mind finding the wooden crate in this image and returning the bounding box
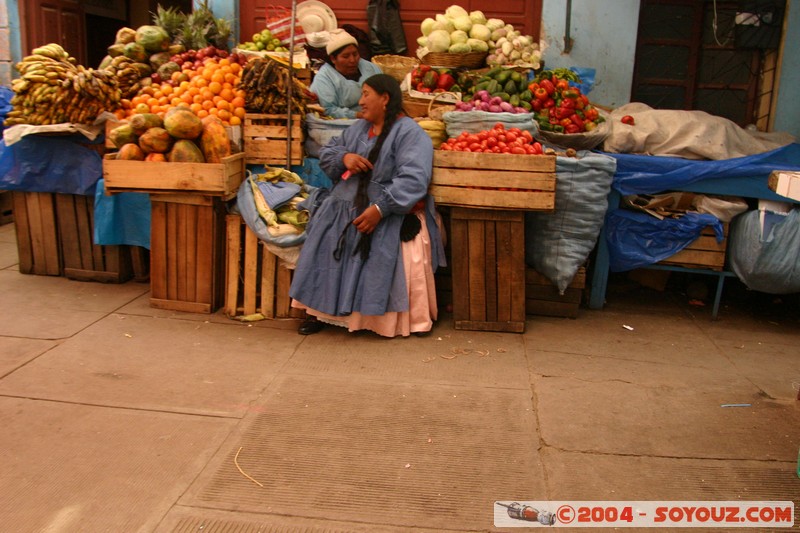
[450,207,526,333]
[102,153,246,199]
[149,194,227,313]
[431,151,556,210]
[526,267,585,318]
[223,214,305,319]
[0,191,13,225]
[54,193,132,283]
[244,113,303,166]
[659,224,729,271]
[11,191,61,276]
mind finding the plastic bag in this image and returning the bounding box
[236,173,308,249]
[569,66,596,96]
[442,110,538,139]
[305,113,356,147]
[728,208,800,294]
[265,5,306,47]
[605,209,724,272]
[93,179,151,248]
[367,0,407,55]
[525,151,616,292]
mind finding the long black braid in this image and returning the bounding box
[351,74,406,261]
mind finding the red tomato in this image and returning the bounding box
[466,134,480,144]
[521,130,533,142]
[493,122,505,131]
[477,131,488,141]
[468,142,482,151]
[621,115,635,125]
[506,131,518,143]
[486,136,497,148]
[511,146,526,155]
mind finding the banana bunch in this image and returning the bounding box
[415,119,447,148]
[4,43,122,127]
[103,55,146,100]
[240,58,310,115]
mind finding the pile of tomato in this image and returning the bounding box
[527,76,604,134]
[438,123,544,155]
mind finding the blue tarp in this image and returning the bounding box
[606,143,800,196]
[93,179,151,249]
[0,134,104,195]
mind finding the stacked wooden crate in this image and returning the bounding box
[224,214,304,320]
[431,151,557,333]
[658,224,729,271]
[243,114,303,167]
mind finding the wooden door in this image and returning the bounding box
[239,0,542,56]
[23,0,86,64]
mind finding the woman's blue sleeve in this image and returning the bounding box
[310,67,357,119]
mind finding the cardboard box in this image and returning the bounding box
[431,151,556,210]
[102,153,246,199]
[768,170,800,202]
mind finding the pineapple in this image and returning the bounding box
[151,4,186,43]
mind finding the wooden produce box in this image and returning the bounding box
[149,194,227,313]
[53,193,132,283]
[11,191,61,276]
[450,207,526,333]
[526,267,585,318]
[102,153,246,200]
[431,151,556,210]
[0,190,14,225]
[659,224,729,271]
[243,113,303,166]
[223,214,305,320]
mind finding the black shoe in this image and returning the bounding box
[412,330,431,337]
[298,318,324,335]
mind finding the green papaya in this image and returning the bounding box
[494,70,511,84]
[519,89,533,102]
[486,79,499,94]
[510,94,520,107]
[504,79,518,95]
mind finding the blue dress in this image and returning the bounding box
[309,60,383,119]
[289,116,446,317]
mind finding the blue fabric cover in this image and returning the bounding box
[93,179,151,248]
[607,143,800,196]
[0,134,103,195]
[605,209,724,272]
[289,116,445,316]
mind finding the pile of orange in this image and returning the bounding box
[116,58,247,127]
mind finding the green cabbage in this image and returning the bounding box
[450,30,468,44]
[469,24,491,42]
[448,42,471,53]
[445,5,469,19]
[420,17,436,36]
[469,10,487,24]
[452,15,473,32]
[427,29,451,53]
[467,38,489,52]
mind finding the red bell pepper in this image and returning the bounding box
[540,79,555,95]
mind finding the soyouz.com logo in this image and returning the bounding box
[494,501,795,528]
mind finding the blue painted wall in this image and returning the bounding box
[540,0,640,108]
[774,0,799,138]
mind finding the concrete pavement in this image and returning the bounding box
[1,220,799,532]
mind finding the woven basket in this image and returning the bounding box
[372,54,420,83]
[403,92,457,119]
[421,51,488,69]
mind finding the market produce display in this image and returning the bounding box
[529,69,605,134]
[240,58,311,115]
[452,66,533,113]
[4,44,120,126]
[107,106,231,163]
[415,118,447,148]
[408,64,459,93]
[415,5,542,68]
[249,167,309,236]
[235,28,290,53]
[439,123,544,155]
[417,6,491,54]
[151,1,231,51]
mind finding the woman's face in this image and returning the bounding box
[358,84,390,124]
[331,44,360,76]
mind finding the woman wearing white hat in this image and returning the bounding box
[309,29,383,119]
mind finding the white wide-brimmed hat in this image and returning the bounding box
[296,0,337,34]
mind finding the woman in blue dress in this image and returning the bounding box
[290,74,446,337]
[309,29,383,119]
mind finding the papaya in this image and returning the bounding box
[157,61,180,81]
[107,43,126,58]
[123,42,148,63]
[148,52,172,70]
[163,107,203,140]
[117,143,145,161]
[115,27,137,45]
[145,152,167,162]
[138,127,173,154]
[108,123,138,149]
[135,25,170,53]
[198,116,231,163]
[129,113,163,135]
[167,139,205,163]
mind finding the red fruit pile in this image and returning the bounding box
[439,123,544,155]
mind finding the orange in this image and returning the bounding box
[190,102,203,113]
[216,99,230,111]
[218,58,231,67]
[208,81,222,95]
[217,109,231,122]
[231,96,245,109]
[194,77,208,88]
[202,99,215,111]
[224,72,237,84]
[233,106,246,120]
[229,115,241,126]
[134,103,150,114]
[201,88,215,101]
[196,109,209,118]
